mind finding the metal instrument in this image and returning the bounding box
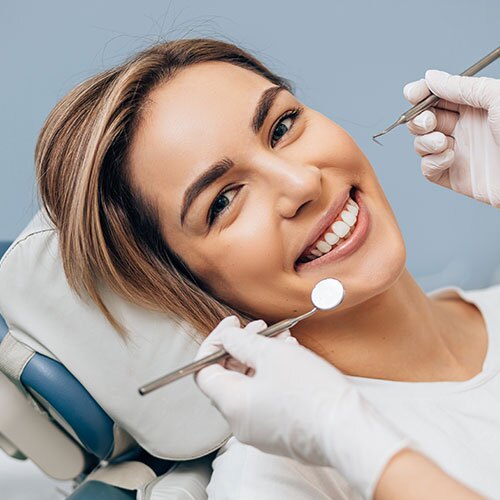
[138,277,345,395]
[372,46,500,143]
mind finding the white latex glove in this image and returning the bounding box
[194,316,412,500]
[404,70,500,207]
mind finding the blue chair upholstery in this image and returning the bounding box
[20,351,116,459]
[68,481,136,499]
[0,239,177,498]
[0,240,11,259]
[0,309,7,340]
[0,240,116,460]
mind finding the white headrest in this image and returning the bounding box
[0,209,231,460]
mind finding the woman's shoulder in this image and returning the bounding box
[429,282,500,318]
[461,282,500,302]
[428,282,500,301]
[457,283,500,330]
[206,436,361,500]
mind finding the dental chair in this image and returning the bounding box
[0,307,167,499]
[0,211,231,499]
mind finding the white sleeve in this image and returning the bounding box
[206,437,362,500]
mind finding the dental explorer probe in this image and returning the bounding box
[372,46,500,143]
[138,278,345,395]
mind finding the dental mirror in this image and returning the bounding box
[311,277,345,310]
[138,277,345,395]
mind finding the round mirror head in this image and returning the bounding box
[311,278,344,310]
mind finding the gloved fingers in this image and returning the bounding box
[195,364,248,411]
[194,315,241,361]
[407,110,436,135]
[194,363,225,388]
[215,315,241,331]
[414,131,454,156]
[403,74,460,113]
[425,70,500,110]
[272,328,293,341]
[434,99,459,113]
[244,319,268,334]
[420,149,454,187]
[218,327,271,369]
[274,330,291,340]
[489,98,500,146]
[244,320,292,341]
[236,321,291,372]
[407,108,459,137]
[432,108,459,136]
[194,317,254,383]
[224,355,252,374]
[224,320,267,372]
[239,330,298,375]
[403,78,430,105]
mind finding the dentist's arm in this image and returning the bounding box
[194,317,483,499]
[404,71,500,208]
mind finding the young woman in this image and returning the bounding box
[35,38,500,499]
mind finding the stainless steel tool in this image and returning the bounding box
[372,46,500,143]
[138,277,345,395]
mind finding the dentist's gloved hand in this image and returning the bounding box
[404,70,500,207]
[194,316,412,500]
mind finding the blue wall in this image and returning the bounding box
[1,0,499,291]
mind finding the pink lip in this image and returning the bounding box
[294,188,370,271]
[296,186,352,261]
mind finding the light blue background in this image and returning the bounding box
[1,0,499,291]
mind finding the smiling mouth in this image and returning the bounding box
[295,187,359,265]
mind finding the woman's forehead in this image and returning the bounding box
[155,64,276,143]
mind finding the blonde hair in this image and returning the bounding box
[35,38,294,340]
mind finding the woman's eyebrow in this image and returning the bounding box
[180,85,288,228]
[251,85,287,133]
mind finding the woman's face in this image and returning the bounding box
[128,61,406,323]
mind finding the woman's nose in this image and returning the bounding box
[267,160,322,218]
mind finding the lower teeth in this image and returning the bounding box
[304,228,353,262]
[298,191,358,265]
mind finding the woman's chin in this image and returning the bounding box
[340,235,406,312]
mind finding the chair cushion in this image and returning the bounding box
[0,241,11,259]
[68,481,136,500]
[20,349,115,459]
[0,209,230,460]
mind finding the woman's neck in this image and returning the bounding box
[291,269,478,381]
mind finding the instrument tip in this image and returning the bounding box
[372,119,401,145]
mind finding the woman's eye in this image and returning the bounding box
[208,187,239,226]
[206,107,303,228]
[270,106,303,148]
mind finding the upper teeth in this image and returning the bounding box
[308,197,359,259]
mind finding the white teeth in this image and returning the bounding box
[316,240,332,253]
[301,194,360,263]
[341,210,356,227]
[324,232,339,245]
[346,203,358,216]
[332,220,350,238]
